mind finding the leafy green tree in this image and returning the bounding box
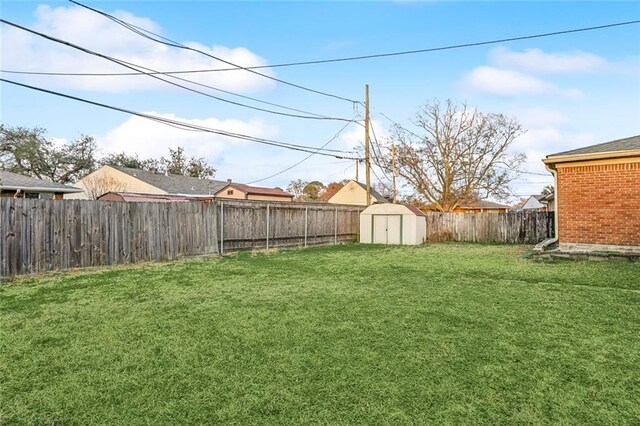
[303,181,326,200]
[161,147,215,178]
[0,124,97,183]
[100,152,158,170]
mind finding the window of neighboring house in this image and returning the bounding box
[24,192,40,199]
[227,190,234,195]
[39,193,54,200]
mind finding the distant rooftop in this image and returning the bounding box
[459,200,511,210]
[353,180,388,202]
[110,166,228,196]
[222,183,293,198]
[547,135,640,158]
[98,192,210,203]
[0,170,81,193]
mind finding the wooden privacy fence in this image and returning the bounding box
[425,211,554,244]
[0,198,362,279]
[218,200,361,253]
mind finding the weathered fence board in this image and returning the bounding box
[0,198,363,279]
[424,211,554,244]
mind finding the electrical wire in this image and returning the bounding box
[69,0,361,104]
[1,77,362,160]
[247,120,356,184]
[0,19,355,123]
[6,17,638,74]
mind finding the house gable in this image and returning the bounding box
[327,180,384,206]
[68,166,166,199]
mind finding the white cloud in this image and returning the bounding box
[489,47,612,74]
[338,119,388,152]
[1,4,275,93]
[515,107,568,128]
[99,112,278,162]
[463,66,583,97]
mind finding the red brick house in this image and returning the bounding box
[543,135,640,253]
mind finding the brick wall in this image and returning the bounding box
[557,160,640,246]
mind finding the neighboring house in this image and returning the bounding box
[543,134,640,253]
[68,165,228,199]
[0,170,81,199]
[520,193,554,211]
[539,192,555,211]
[327,180,388,206]
[98,192,213,203]
[451,200,511,214]
[215,181,294,202]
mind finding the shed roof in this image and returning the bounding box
[361,202,426,216]
[0,170,81,193]
[110,166,228,196]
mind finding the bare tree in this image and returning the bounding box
[83,175,127,199]
[379,100,526,211]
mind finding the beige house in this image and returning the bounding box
[359,203,427,245]
[68,165,228,199]
[328,180,388,206]
[215,182,293,202]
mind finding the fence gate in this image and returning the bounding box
[372,215,402,244]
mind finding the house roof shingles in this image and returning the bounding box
[98,192,210,203]
[459,200,511,210]
[353,181,388,202]
[0,170,81,193]
[547,135,640,158]
[223,183,293,198]
[111,166,228,196]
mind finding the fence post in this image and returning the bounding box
[220,202,224,255]
[266,205,270,250]
[334,207,338,245]
[304,206,308,248]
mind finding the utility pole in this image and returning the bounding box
[391,144,397,203]
[355,159,359,181]
[365,84,371,206]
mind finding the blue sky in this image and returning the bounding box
[1,1,639,198]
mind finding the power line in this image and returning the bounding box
[0,19,354,123]
[1,77,362,160]
[6,18,638,76]
[69,0,360,104]
[247,120,356,184]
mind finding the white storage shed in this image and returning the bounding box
[359,203,427,245]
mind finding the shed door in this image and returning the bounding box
[372,215,402,244]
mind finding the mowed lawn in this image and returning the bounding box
[1,244,639,424]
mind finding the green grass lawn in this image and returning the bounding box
[1,244,639,424]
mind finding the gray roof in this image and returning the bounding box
[111,166,228,196]
[460,200,511,210]
[0,170,81,193]
[548,135,640,157]
[353,180,389,202]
